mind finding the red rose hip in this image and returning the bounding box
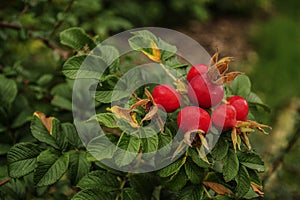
[186,64,208,82]
[188,74,224,108]
[177,106,211,134]
[152,84,180,113]
[227,96,249,121]
[212,104,237,130]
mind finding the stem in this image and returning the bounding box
[0,178,10,186]
[49,0,75,38]
[263,123,300,183]
[159,63,177,81]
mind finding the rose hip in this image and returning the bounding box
[152,84,181,113]
[177,106,211,134]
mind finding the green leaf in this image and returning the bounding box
[7,142,41,178]
[214,195,232,200]
[60,27,96,51]
[188,148,209,168]
[164,56,188,69]
[0,144,11,155]
[114,132,141,167]
[140,128,159,153]
[0,179,25,200]
[77,170,120,192]
[96,45,119,72]
[96,113,118,128]
[184,159,204,184]
[87,134,116,161]
[62,123,83,148]
[246,92,263,104]
[34,150,69,187]
[157,39,177,61]
[71,188,113,200]
[237,152,265,172]
[36,74,53,86]
[62,54,107,79]
[164,168,187,192]
[157,156,186,177]
[229,75,251,98]
[51,95,72,111]
[235,166,251,198]
[69,151,91,185]
[176,185,204,200]
[30,114,59,149]
[223,149,239,182]
[121,188,142,200]
[158,131,172,156]
[51,118,68,151]
[0,75,18,107]
[211,137,229,161]
[129,173,158,199]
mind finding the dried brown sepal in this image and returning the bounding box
[250,182,264,196]
[231,127,237,152]
[241,132,252,150]
[213,71,245,85]
[140,105,159,124]
[196,145,209,164]
[130,99,150,110]
[198,133,209,150]
[236,120,271,135]
[172,140,188,160]
[203,181,234,195]
[207,50,242,85]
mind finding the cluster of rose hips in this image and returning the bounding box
[152,63,270,151]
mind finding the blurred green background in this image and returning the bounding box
[1,0,300,199]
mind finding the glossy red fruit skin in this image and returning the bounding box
[212,104,237,131]
[186,64,208,82]
[188,74,224,108]
[177,106,211,134]
[152,84,181,113]
[227,96,249,121]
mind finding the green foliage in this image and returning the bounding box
[0,1,273,197]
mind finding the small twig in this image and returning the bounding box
[19,3,30,17]
[0,21,22,30]
[0,21,69,59]
[263,124,300,183]
[49,0,75,38]
[0,178,10,187]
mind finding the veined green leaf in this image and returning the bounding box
[235,166,251,198]
[8,142,41,178]
[77,170,120,192]
[114,132,141,167]
[223,149,239,182]
[69,151,91,185]
[157,156,186,178]
[60,27,95,51]
[176,185,204,200]
[34,150,69,187]
[121,188,142,200]
[0,75,17,107]
[71,188,113,200]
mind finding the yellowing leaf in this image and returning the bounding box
[33,112,54,135]
[107,106,139,128]
[203,181,233,195]
[141,41,161,62]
